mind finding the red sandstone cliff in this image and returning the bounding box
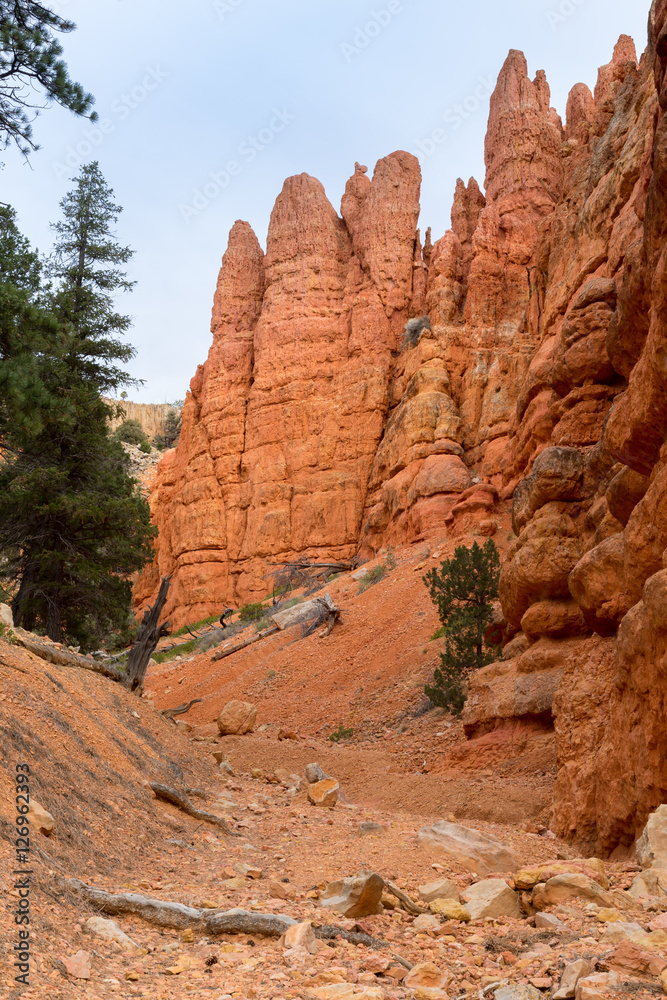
[137,4,667,854]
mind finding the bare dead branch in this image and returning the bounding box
[149,782,241,837]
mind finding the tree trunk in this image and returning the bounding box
[124,576,171,693]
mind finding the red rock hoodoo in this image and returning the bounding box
[137,3,667,853]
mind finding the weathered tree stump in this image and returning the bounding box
[125,576,171,693]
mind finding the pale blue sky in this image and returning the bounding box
[1,0,650,402]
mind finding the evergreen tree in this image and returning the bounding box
[423,539,501,716]
[0,170,155,649]
[0,1,96,154]
[0,204,65,439]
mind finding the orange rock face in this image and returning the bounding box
[138,3,667,856]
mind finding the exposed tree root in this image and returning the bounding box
[56,878,397,951]
[149,782,241,837]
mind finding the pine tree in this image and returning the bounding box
[423,539,501,716]
[0,204,65,439]
[0,170,155,649]
[0,1,96,154]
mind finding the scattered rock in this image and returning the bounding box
[428,898,471,921]
[599,920,646,945]
[216,700,257,736]
[307,778,339,808]
[320,871,385,918]
[84,916,136,950]
[494,984,543,1000]
[412,913,441,933]
[62,950,92,980]
[605,939,667,976]
[418,877,460,903]
[418,819,519,874]
[269,880,297,901]
[649,912,667,931]
[461,878,521,919]
[553,959,592,999]
[574,972,621,1000]
[305,762,330,783]
[534,912,565,929]
[636,804,667,869]
[282,921,317,955]
[311,986,383,1000]
[403,961,449,990]
[28,799,55,836]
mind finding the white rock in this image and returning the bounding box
[418,819,519,874]
[627,866,667,898]
[637,805,667,869]
[462,878,521,919]
[84,917,136,951]
[0,603,13,628]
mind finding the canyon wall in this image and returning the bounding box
[106,399,177,442]
[136,3,667,851]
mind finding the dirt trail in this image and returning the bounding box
[0,631,661,1000]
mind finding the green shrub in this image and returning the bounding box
[0,622,17,645]
[357,547,396,595]
[238,601,268,623]
[329,724,354,743]
[116,418,147,446]
[423,539,501,717]
[153,639,198,664]
[139,440,151,454]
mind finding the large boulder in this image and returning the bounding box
[636,804,667,869]
[461,878,521,919]
[216,700,257,736]
[417,819,519,874]
[531,873,616,910]
[319,872,385,918]
[0,603,13,628]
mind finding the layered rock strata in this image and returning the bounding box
[137,6,667,855]
[138,47,569,623]
[477,11,667,853]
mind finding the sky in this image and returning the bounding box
[1,0,651,403]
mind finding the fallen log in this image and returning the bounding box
[13,630,125,682]
[56,877,392,948]
[211,624,279,662]
[56,877,294,935]
[149,782,241,837]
